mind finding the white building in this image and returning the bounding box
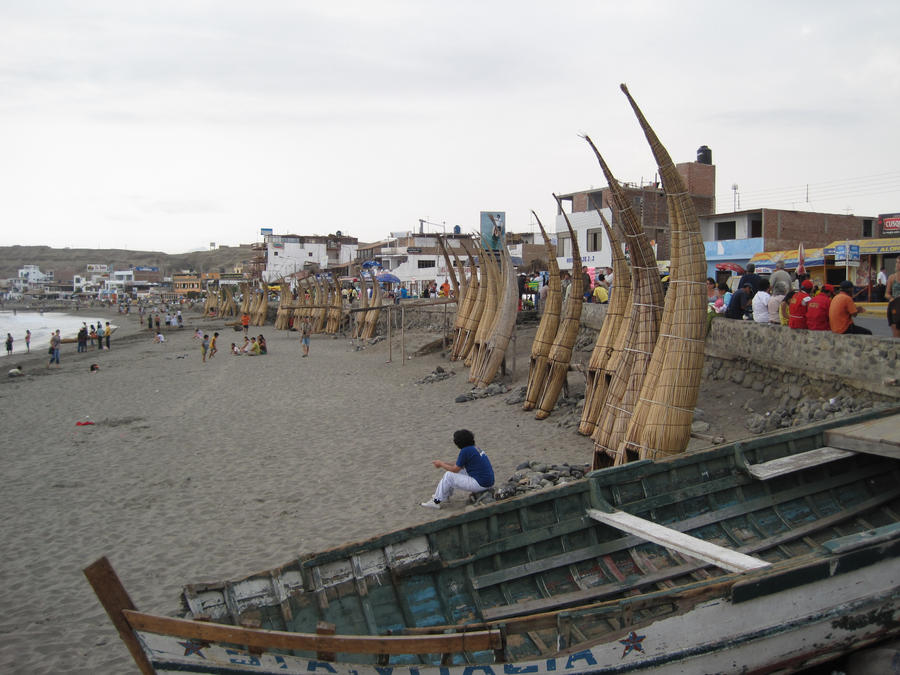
[261,233,358,282]
[553,207,615,272]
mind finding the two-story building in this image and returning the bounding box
[260,232,359,282]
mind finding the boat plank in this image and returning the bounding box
[826,414,900,459]
[746,446,855,480]
[586,509,770,573]
[124,610,502,654]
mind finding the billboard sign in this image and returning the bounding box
[260,227,274,236]
[480,211,505,250]
[833,244,860,262]
[882,214,900,235]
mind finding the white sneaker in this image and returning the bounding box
[420,500,441,509]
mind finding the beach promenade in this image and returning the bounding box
[0,311,594,674]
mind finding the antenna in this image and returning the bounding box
[731,184,739,211]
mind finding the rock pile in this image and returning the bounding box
[455,382,510,403]
[416,366,455,384]
[469,460,591,506]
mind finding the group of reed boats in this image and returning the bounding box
[87,407,900,674]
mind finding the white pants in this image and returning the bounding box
[433,469,489,503]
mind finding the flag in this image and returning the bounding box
[797,243,806,276]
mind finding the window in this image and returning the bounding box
[715,221,736,240]
[417,259,436,269]
[586,228,604,252]
[749,218,762,238]
[863,219,873,237]
[556,234,571,258]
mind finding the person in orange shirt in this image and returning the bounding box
[241,312,250,336]
[829,281,871,335]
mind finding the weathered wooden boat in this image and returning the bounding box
[87,408,900,674]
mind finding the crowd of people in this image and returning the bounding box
[714,261,894,336]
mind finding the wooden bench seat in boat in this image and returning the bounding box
[744,446,855,480]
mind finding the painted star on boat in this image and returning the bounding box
[178,639,207,658]
[619,631,646,658]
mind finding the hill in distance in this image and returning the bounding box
[0,244,255,280]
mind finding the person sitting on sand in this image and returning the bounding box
[154,332,165,343]
[239,336,251,353]
[8,364,24,378]
[248,336,261,356]
[193,328,203,340]
[257,335,267,355]
[421,429,495,509]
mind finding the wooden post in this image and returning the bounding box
[83,557,156,675]
[386,306,392,363]
[316,620,336,661]
[401,306,405,366]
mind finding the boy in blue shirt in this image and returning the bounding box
[421,429,494,509]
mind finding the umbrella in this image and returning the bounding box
[376,273,401,284]
[796,243,806,276]
[361,260,381,269]
[715,262,745,274]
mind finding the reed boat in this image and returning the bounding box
[87,408,900,674]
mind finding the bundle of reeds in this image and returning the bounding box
[437,235,461,302]
[618,84,706,463]
[361,274,382,340]
[578,211,632,435]
[353,265,369,338]
[584,136,664,470]
[220,285,238,317]
[450,239,469,303]
[523,212,562,411]
[239,283,252,315]
[274,281,291,330]
[449,238,482,361]
[466,240,499,374]
[202,291,215,317]
[326,275,342,334]
[297,278,313,324]
[311,276,328,333]
[253,283,268,326]
[534,198,583,419]
[471,244,518,387]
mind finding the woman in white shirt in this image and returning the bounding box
[752,278,772,323]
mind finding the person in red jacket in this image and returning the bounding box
[788,279,814,329]
[806,284,834,331]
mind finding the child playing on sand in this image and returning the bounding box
[154,332,165,343]
[201,334,210,362]
[230,342,241,355]
[209,332,218,358]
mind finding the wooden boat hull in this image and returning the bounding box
[113,554,900,674]
[88,408,900,674]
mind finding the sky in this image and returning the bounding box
[1,0,898,254]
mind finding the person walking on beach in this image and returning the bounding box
[47,330,61,368]
[209,332,219,358]
[5,333,12,356]
[300,319,311,357]
[421,429,495,509]
[201,334,210,362]
[104,322,111,350]
[25,330,30,353]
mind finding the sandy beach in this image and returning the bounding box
[4,307,887,673]
[0,310,616,674]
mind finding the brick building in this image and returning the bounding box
[557,146,716,261]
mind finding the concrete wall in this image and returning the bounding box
[579,303,899,398]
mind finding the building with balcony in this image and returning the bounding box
[260,232,359,282]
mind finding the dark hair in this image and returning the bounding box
[716,282,729,292]
[706,277,716,285]
[453,429,475,449]
[758,278,770,292]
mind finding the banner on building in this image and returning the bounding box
[881,214,900,235]
[480,211,505,250]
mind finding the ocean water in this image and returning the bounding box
[0,312,115,356]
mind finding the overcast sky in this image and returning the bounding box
[1,1,898,253]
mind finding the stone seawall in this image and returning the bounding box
[580,303,899,398]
